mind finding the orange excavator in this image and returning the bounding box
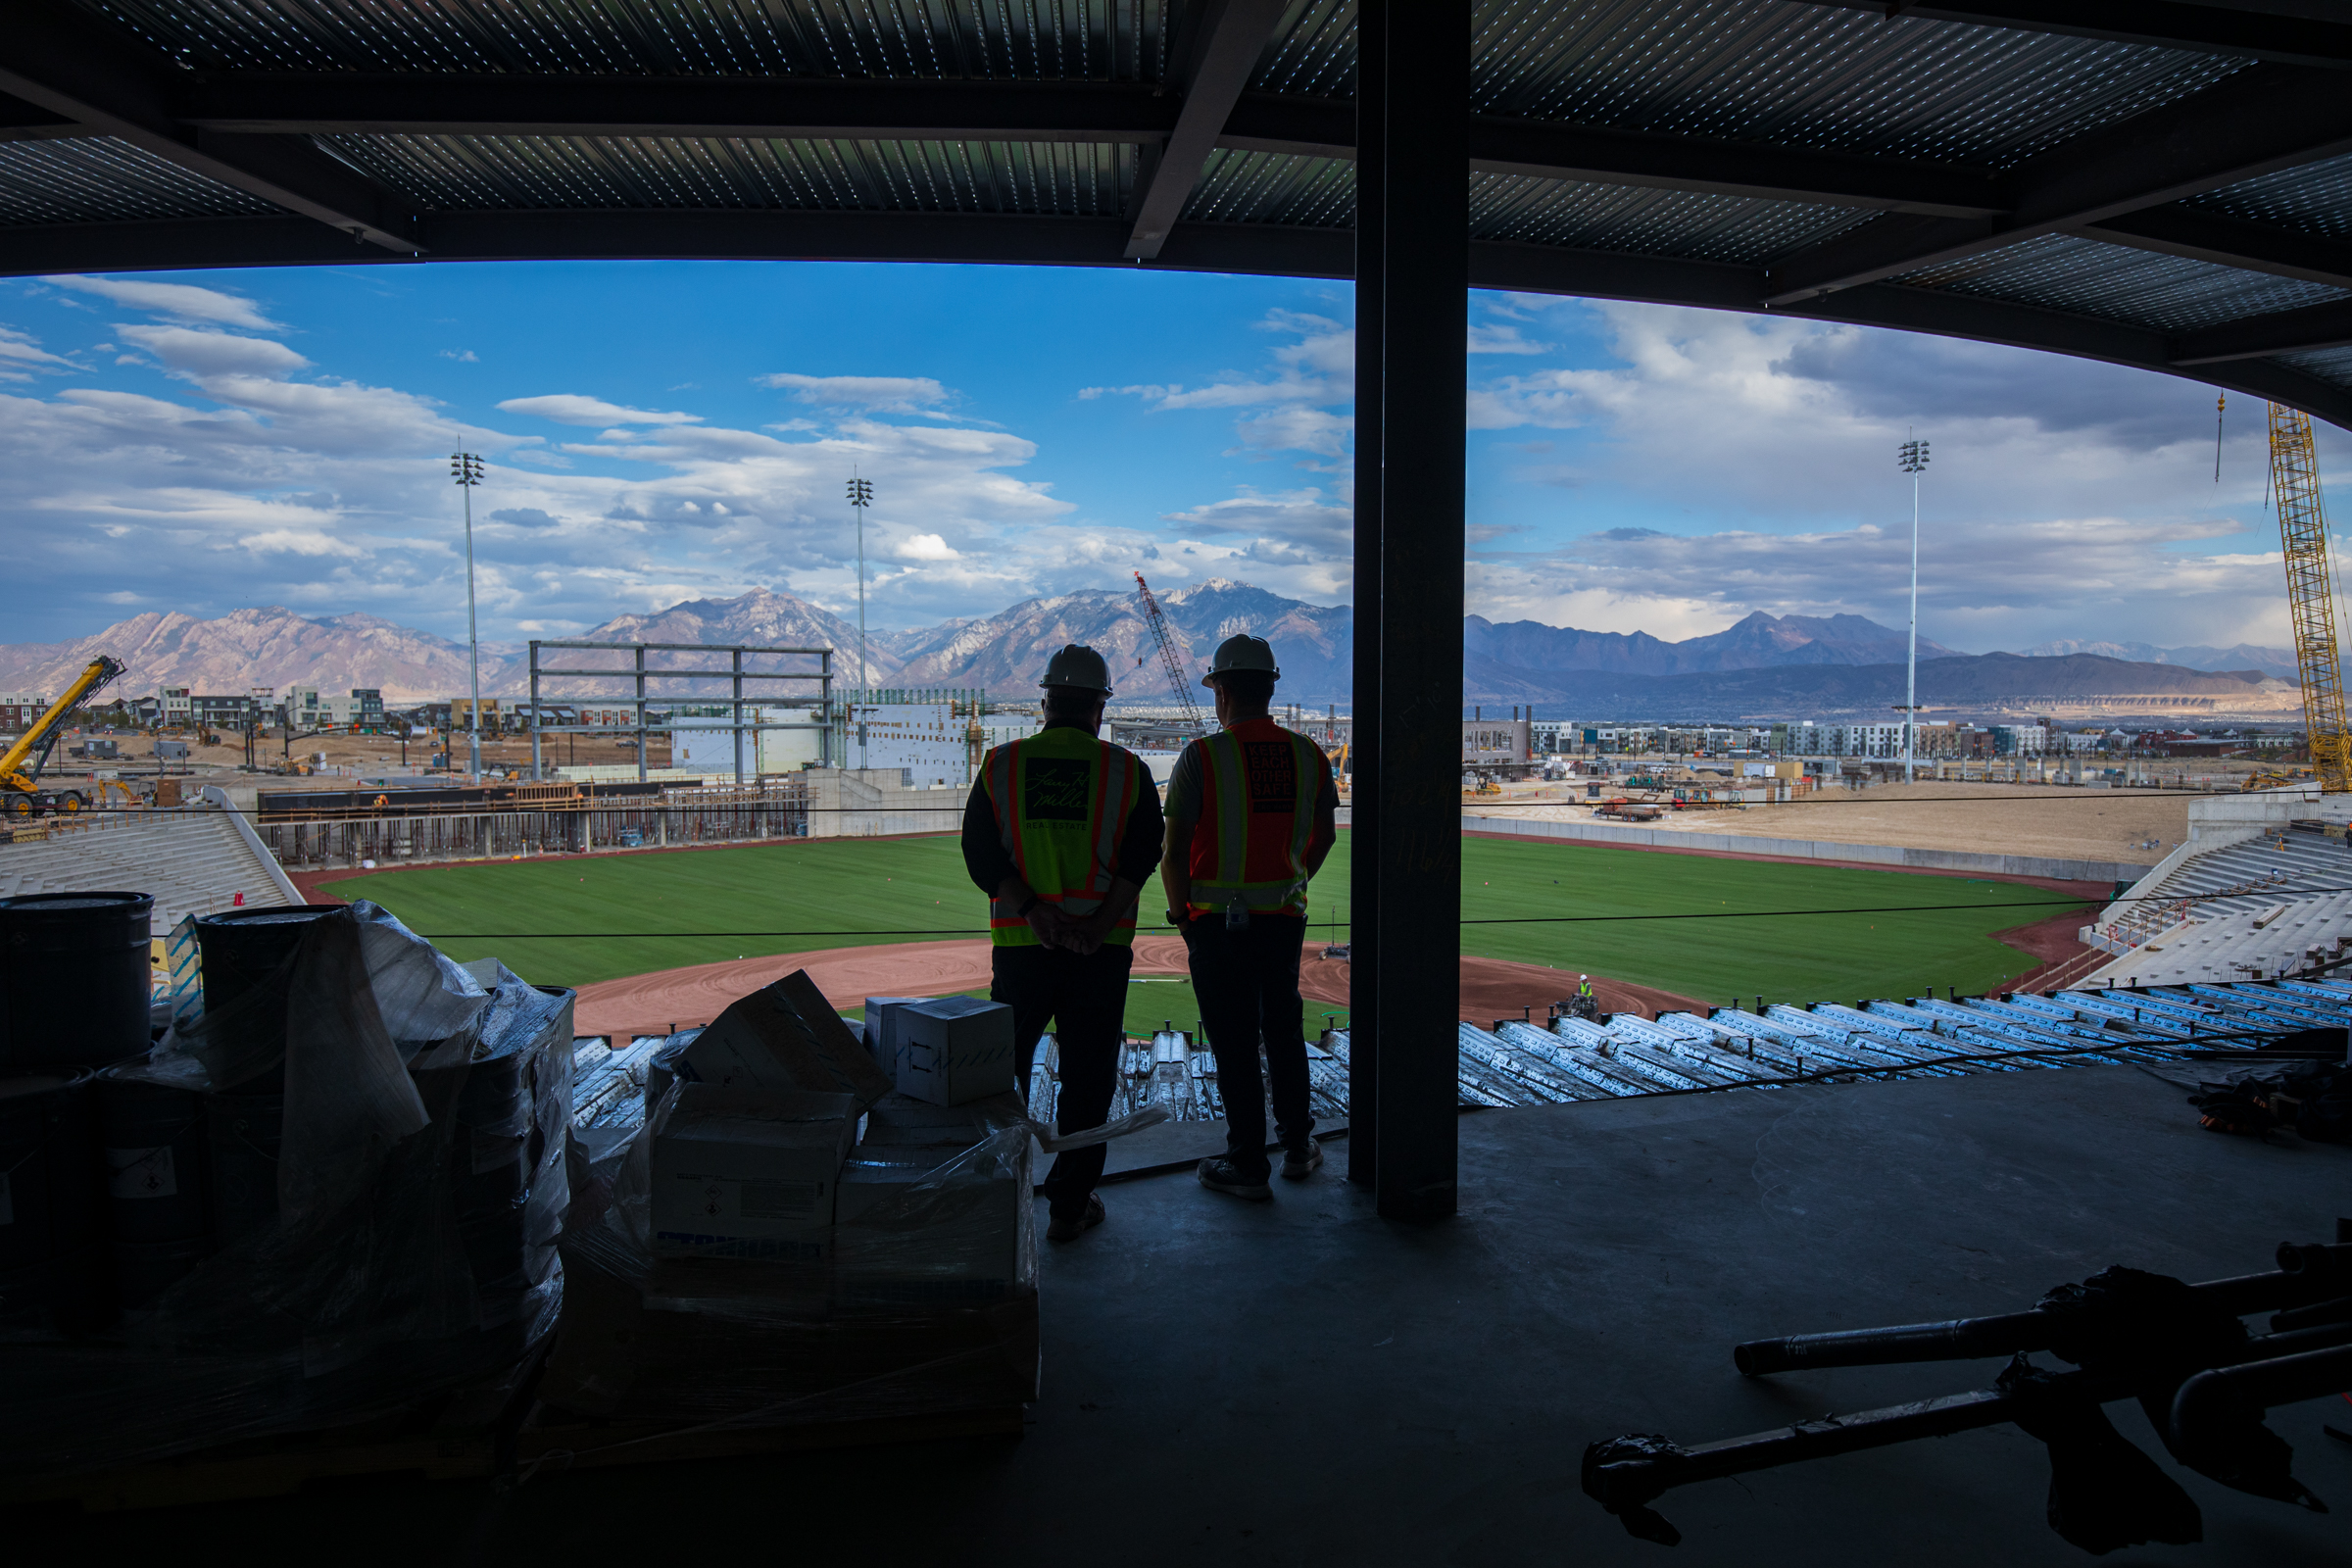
[3,656,126,817]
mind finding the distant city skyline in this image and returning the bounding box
[1,261,2336,657]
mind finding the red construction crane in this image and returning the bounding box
[1133,571,1206,733]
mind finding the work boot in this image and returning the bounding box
[1197,1157,1272,1201]
[1046,1192,1105,1244]
[1281,1138,1323,1180]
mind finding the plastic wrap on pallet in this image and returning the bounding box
[539,1084,1039,1427]
[0,903,568,1479]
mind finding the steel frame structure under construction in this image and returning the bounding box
[2266,405,2350,793]
[526,640,833,787]
[15,0,2352,1214]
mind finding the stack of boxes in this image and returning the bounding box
[640,977,1025,1298]
[544,973,1040,1426]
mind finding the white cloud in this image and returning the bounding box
[1468,322,1549,355]
[117,324,310,380]
[497,394,702,426]
[0,325,72,375]
[441,349,479,363]
[44,275,283,330]
[238,527,369,559]
[757,373,954,416]
[893,532,960,561]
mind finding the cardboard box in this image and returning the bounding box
[833,1138,1027,1307]
[861,996,930,1073]
[650,1085,858,1260]
[860,1092,999,1149]
[896,997,1016,1106]
[674,972,894,1108]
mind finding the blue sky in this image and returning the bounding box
[1,259,2335,654]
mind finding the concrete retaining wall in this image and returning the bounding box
[1457,811,2154,885]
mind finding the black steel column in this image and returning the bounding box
[1346,0,1385,1190]
[1366,0,1465,1222]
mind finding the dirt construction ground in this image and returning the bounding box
[572,937,1703,1039]
[1470,780,2194,863]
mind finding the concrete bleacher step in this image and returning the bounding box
[0,809,298,935]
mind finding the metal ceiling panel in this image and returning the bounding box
[72,0,1181,80]
[1182,147,1349,228]
[2186,152,2352,241]
[1470,171,1868,263]
[2278,344,2352,392]
[1895,232,2352,335]
[1470,0,2243,169]
[0,134,280,223]
[325,132,1134,214]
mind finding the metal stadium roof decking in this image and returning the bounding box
[5,0,2352,421]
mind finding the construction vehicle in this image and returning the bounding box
[1133,571,1207,735]
[2,656,127,817]
[2268,403,2348,793]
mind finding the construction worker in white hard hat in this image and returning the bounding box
[1160,633,1339,1201]
[961,644,1163,1244]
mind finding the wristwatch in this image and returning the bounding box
[1166,906,1189,927]
[1016,894,1041,916]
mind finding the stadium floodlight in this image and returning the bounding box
[1895,437,1930,784]
[848,472,874,771]
[451,453,486,777]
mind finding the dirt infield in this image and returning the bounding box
[572,937,1707,1037]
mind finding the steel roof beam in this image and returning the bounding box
[0,0,420,252]
[1760,64,2352,306]
[1122,0,1295,260]
[2082,205,2352,290]
[2172,297,2352,364]
[1797,3,2352,69]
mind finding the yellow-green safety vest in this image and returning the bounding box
[983,726,1147,947]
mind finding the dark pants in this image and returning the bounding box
[992,942,1133,1220]
[1183,914,1312,1181]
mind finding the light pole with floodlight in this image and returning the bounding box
[1896,436,1930,784]
[848,472,873,772]
[451,452,485,776]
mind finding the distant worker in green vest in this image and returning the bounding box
[961,644,1163,1244]
[1161,634,1339,1201]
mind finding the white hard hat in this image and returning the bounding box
[1202,633,1279,686]
[1039,644,1113,694]
[1580,974,1589,980]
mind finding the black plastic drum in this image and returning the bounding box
[193,906,334,1091]
[204,1090,283,1245]
[0,1068,114,1332]
[97,1068,211,1245]
[0,893,154,1071]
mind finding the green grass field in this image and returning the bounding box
[319,833,2088,1032]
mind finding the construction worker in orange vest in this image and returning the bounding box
[1161,634,1339,1200]
[961,644,1164,1243]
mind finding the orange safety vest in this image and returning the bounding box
[982,726,1148,948]
[1183,718,1329,918]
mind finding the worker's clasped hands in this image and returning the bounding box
[1025,901,1117,956]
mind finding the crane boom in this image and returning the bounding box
[2268,403,2349,793]
[1133,572,1205,733]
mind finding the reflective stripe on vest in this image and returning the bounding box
[984,729,1143,947]
[1185,722,1323,917]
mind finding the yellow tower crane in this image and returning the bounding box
[2268,402,2350,793]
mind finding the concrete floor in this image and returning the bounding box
[24,1065,2352,1566]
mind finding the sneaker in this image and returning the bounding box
[1197,1157,1272,1201]
[1281,1138,1324,1180]
[1046,1192,1105,1244]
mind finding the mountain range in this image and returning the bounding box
[2015,638,2299,680]
[0,585,2295,718]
